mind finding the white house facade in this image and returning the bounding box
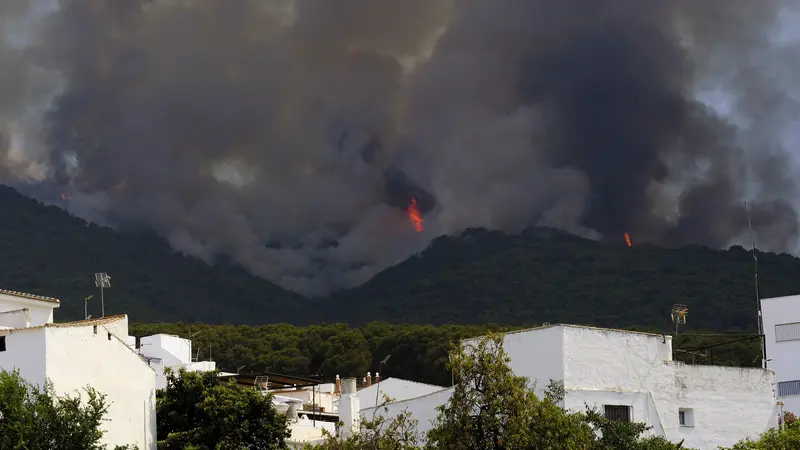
[366,324,779,450]
[133,333,216,389]
[0,289,157,449]
[761,294,800,416]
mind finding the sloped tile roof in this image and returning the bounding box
[0,289,60,304]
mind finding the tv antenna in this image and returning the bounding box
[94,273,111,318]
[745,201,766,369]
[671,304,689,336]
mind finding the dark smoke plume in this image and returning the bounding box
[1,0,799,295]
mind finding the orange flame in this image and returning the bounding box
[407,198,424,232]
[60,192,70,200]
[624,232,632,247]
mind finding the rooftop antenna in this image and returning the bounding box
[94,273,111,318]
[374,354,392,419]
[745,201,766,369]
[84,295,93,320]
[671,304,688,336]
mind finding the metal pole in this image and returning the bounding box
[85,297,88,320]
[101,286,105,318]
[313,381,317,428]
[746,201,766,369]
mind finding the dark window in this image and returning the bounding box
[604,405,631,422]
[679,408,694,427]
[0,336,6,352]
[93,325,97,334]
[108,332,112,341]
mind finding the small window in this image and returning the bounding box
[0,336,6,352]
[776,322,800,342]
[679,408,694,427]
[93,325,97,334]
[604,405,631,422]
[107,332,112,341]
[778,380,800,397]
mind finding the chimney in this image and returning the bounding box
[339,377,360,439]
[375,372,380,384]
[366,372,372,387]
[286,399,301,423]
[335,375,341,395]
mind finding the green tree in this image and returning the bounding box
[426,333,537,449]
[425,334,692,450]
[308,400,422,450]
[722,419,800,450]
[0,369,118,450]
[156,368,290,449]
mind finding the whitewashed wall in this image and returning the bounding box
[360,387,454,439]
[559,326,777,450]
[0,294,55,326]
[0,308,30,329]
[761,295,800,415]
[46,326,157,450]
[373,325,778,450]
[0,327,47,387]
[357,378,445,409]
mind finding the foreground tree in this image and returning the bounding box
[156,368,290,449]
[0,369,121,450]
[426,334,689,449]
[722,416,800,450]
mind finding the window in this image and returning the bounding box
[778,380,800,397]
[93,325,97,334]
[107,332,112,341]
[0,336,5,352]
[776,322,800,342]
[679,408,694,427]
[604,405,631,422]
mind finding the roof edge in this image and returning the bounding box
[0,289,61,305]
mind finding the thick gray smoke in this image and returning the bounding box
[1,0,799,295]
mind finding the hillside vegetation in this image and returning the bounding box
[3,184,800,331]
[0,185,303,323]
[333,227,800,331]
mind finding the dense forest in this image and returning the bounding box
[3,184,800,332]
[128,322,763,386]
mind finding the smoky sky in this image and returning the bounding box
[1,0,799,296]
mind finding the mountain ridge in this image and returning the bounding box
[3,184,800,331]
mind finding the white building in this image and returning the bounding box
[0,289,156,449]
[365,324,779,450]
[761,294,800,416]
[132,333,216,389]
[354,377,445,410]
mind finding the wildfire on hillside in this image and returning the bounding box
[407,198,423,232]
[624,232,632,247]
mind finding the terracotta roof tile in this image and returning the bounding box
[49,314,127,328]
[0,289,60,304]
[0,314,127,333]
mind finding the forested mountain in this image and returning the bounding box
[333,227,800,331]
[0,185,303,323]
[3,184,800,331]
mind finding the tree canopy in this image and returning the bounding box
[156,368,290,449]
[0,369,134,450]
